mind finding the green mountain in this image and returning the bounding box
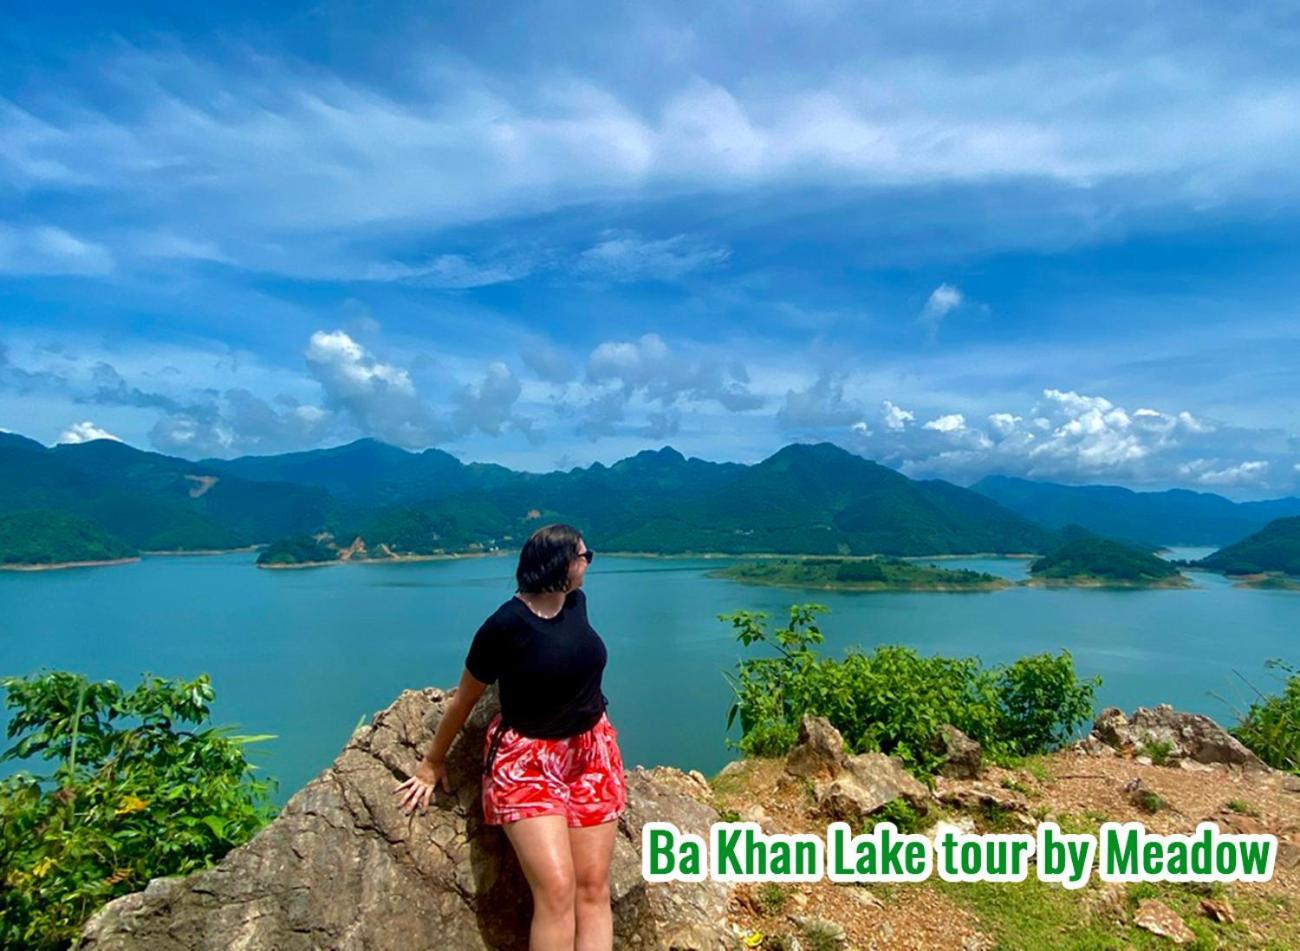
[0,510,137,566]
[203,438,516,506]
[1198,516,1300,576]
[0,438,330,552]
[1029,536,1186,586]
[973,475,1300,546]
[272,441,1055,562]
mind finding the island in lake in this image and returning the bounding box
[1027,536,1190,588]
[1196,515,1300,589]
[709,556,1012,591]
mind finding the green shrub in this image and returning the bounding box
[1231,660,1300,773]
[0,671,277,948]
[721,603,1099,775]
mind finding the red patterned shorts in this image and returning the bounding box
[481,711,628,828]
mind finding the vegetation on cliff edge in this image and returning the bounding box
[0,672,277,949]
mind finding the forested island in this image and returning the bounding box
[1196,516,1300,588]
[1027,536,1189,588]
[710,556,1011,591]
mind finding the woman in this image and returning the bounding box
[394,524,627,951]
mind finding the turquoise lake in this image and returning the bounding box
[1,548,1295,804]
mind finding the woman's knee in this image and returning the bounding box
[574,872,610,907]
[530,866,576,915]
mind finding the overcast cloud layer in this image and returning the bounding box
[1,2,1297,497]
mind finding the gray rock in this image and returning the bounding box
[1086,704,1269,771]
[785,715,847,779]
[815,753,929,822]
[77,686,734,951]
[933,725,982,779]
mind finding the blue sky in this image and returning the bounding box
[1,1,1298,497]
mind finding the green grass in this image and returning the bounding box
[1138,740,1174,766]
[937,878,1291,951]
[1225,799,1261,817]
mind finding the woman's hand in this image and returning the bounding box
[394,758,451,815]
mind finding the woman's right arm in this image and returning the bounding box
[395,667,489,814]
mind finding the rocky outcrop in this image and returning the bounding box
[784,715,929,823]
[1084,704,1269,771]
[77,687,733,951]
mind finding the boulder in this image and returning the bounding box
[932,725,982,779]
[1085,704,1269,771]
[785,715,848,779]
[77,686,734,951]
[815,753,930,822]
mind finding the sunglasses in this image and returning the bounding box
[578,550,595,564]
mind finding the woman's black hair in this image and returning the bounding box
[515,523,583,594]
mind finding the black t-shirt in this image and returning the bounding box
[464,587,608,738]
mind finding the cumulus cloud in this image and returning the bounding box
[777,370,862,430]
[924,413,966,433]
[1178,459,1270,486]
[58,420,121,444]
[451,361,541,443]
[585,333,761,412]
[850,385,1289,491]
[304,329,445,447]
[881,400,914,432]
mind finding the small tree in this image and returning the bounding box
[0,671,277,948]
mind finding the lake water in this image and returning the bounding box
[1,550,1295,805]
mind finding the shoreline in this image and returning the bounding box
[705,575,1012,593]
[141,546,262,557]
[602,550,1042,561]
[0,556,141,572]
[257,550,510,569]
[1022,576,1193,590]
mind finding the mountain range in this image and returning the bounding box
[2,430,1298,567]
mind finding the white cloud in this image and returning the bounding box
[1178,459,1270,486]
[57,420,121,444]
[851,420,871,435]
[919,283,964,337]
[303,329,444,447]
[577,231,730,282]
[881,400,914,431]
[924,413,966,433]
[360,253,534,288]
[586,333,761,412]
[988,412,1022,434]
[0,225,114,276]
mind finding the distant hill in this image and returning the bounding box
[204,439,518,506]
[0,510,137,567]
[1029,536,1187,586]
[0,438,330,552]
[1197,516,1300,577]
[973,475,1300,546]
[283,442,1056,561]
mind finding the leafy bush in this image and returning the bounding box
[1231,660,1300,773]
[721,603,1099,775]
[0,671,277,948]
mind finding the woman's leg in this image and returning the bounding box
[503,814,576,951]
[568,819,618,951]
